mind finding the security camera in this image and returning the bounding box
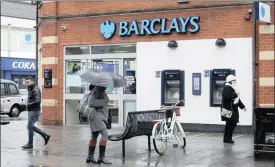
[248,9,252,14]
[61,25,67,31]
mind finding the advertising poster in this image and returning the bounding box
[66,61,83,93]
[66,61,81,75]
[124,69,136,94]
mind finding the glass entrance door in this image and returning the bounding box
[92,59,123,127]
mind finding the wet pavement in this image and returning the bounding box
[1,112,274,167]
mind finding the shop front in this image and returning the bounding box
[63,45,137,127]
[0,57,36,89]
[39,1,274,132]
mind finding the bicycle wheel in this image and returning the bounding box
[153,122,167,155]
[173,122,186,148]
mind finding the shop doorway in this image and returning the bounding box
[91,59,137,127]
[63,44,136,127]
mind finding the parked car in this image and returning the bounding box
[0,79,27,117]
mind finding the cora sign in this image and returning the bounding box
[12,61,35,70]
[100,16,200,39]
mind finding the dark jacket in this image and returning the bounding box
[27,85,41,111]
[221,85,245,122]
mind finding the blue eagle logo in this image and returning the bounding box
[261,6,265,18]
[100,21,116,39]
[25,34,31,42]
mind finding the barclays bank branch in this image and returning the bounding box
[39,1,274,133]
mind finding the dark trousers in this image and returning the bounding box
[27,111,47,145]
[224,119,237,140]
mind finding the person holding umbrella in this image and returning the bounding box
[80,69,126,164]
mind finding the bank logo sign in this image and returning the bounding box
[100,21,116,39]
[255,2,271,23]
[100,16,200,39]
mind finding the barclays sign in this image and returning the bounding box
[100,16,200,39]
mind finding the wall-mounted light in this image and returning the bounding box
[168,40,178,48]
[177,0,189,4]
[215,38,226,47]
[244,9,253,21]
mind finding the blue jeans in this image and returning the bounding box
[27,111,47,145]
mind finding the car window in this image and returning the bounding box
[0,83,6,96]
[8,84,19,95]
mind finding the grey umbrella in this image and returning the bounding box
[79,68,127,88]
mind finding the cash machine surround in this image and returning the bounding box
[210,69,235,107]
[161,70,185,106]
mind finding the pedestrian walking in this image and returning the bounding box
[86,85,112,164]
[221,75,246,144]
[22,76,51,149]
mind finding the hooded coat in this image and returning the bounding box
[88,88,109,132]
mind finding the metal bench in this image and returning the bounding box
[108,110,165,158]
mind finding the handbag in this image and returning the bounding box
[220,97,233,118]
[76,92,96,120]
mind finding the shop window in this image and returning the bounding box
[19,31,35,50]
[1,71,4,79]
[1,29,8,50]
[91,44,136,54]
[65,46,90,55]
[108,100,119,124]
[92,60,119,94]
[8,84,19,94]
[123,59,136,94]
[10,30,20,50]
[65,60,88,94]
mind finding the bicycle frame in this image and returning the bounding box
[152,107,185,142]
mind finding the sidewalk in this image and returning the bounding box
[1,113,274,167]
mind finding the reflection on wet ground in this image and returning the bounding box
[1,112,274,167]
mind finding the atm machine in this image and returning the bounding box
[161,70,185,106]
[210,69,235,107]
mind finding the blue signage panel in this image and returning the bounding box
[100,16,200,39]
[192,73,201,96]
[0,57,36,71]
[255,2,271,23]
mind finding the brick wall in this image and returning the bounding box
[257,4,275,107]
[39,2,274,124]
[40,1,246,17]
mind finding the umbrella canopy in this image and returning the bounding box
[79,68,127,88]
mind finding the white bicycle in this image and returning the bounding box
[152,100,186,155]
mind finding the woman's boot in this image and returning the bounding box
[97,140,112,164]
[223,133,228,142]
[86,140,98,164]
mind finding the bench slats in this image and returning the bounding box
[108,110,165,158]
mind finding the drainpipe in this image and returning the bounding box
[55,1,59,125]
[35,2,39,84]
[252,2,257,131]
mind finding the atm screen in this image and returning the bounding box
[212,80,225,105]
[164,80,180,104]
